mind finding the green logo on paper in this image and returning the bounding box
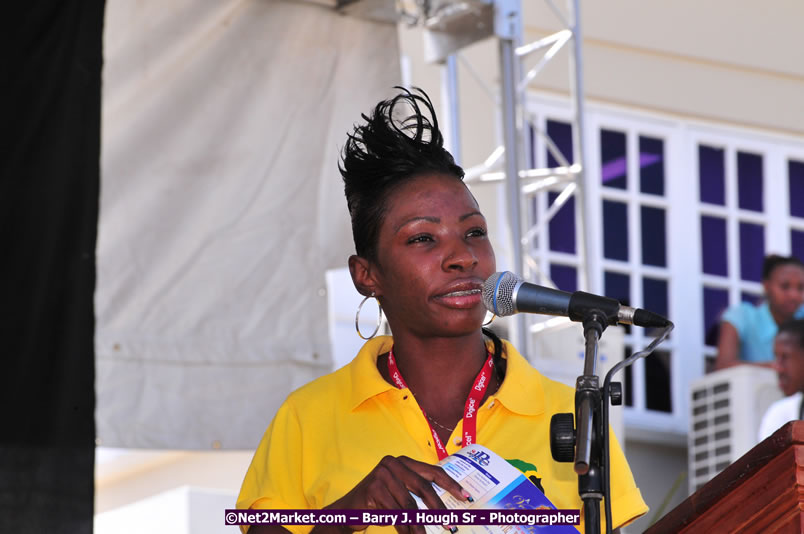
[506,459,545,494]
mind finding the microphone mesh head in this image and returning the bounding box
[482,271,522,317]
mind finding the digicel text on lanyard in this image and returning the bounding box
[387,348,493,460]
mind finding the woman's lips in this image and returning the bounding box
[434,288,482,308]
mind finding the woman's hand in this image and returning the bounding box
[322,455,470,534]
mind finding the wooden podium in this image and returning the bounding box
[646,421,804,533]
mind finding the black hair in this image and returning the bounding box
[482,327,507,381]
[340,87,504,380]
[762,254,804,280]
[339,86,464,263]
[778,318,804,350]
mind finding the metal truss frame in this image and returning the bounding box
[399,0,592,351]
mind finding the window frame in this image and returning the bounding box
[524,92,804,442]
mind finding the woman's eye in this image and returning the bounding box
[468,227,487,238]
[408,234,433,244]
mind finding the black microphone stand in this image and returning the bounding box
[572,311,609,534]
[550,304,618,534]
[577,312,608,534]
[550,305,674,534]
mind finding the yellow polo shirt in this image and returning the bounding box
[237,336,647,533]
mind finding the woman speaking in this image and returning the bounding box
[237,88,647,533]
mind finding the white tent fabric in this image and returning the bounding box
[96,0,401,449]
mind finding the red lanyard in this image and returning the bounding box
[387,348,493,460]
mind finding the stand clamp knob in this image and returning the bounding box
[609,382,623,406]
[550,413,576,463]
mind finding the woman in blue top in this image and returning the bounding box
[715,255,804,369]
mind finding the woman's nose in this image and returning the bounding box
[444,241,477,271]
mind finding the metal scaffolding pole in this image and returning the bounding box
[499,35,528,352]
[441,54,462,165]
[567,0,596,293]
[395,0,590,348]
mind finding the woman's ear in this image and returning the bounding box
[348,255,379,297]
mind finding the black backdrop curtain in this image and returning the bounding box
[2,2,104,533]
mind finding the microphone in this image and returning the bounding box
[482,271,670,328]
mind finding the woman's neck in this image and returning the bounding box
[378,330,495,416]
[391,331,487,382]
[769,303,793,326]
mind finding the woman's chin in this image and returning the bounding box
[779,381,796,397]
[439,319,488,337]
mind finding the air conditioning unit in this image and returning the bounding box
[687,365,783,494]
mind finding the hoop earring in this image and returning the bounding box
[355,293,383,340]
[483,313,496,327]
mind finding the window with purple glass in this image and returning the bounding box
[546,120,576,255]
[790,160,804,258]
[600,126,671,414]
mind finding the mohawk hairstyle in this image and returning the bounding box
[339,86,464,262]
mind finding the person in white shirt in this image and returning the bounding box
[758,319,804,442]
